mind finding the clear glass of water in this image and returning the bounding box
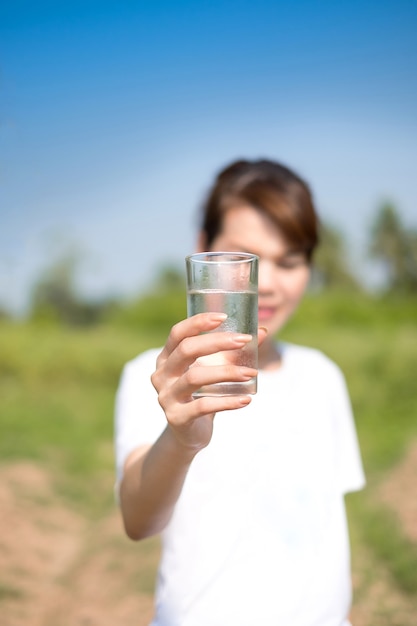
[186,252,258,397]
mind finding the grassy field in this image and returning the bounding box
[1,291,416,624]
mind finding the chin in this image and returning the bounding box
[267,315,290,337]
[261,321,281,338]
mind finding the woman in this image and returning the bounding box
[115,159,365,625]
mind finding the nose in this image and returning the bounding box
[258,259,276,294]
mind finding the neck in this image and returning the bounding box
[258,338,281,371]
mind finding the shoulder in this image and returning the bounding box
[280,342,344,382]
[116,347,165,416]
[123,347,162,375]
[117,347,162,393]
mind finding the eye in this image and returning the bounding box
[276,256,307,270]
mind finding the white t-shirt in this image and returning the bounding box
[115,343,365,626]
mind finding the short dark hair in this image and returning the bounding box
[200,159,320,261]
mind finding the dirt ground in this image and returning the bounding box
[0,462,156,626]
[1,443,417,626]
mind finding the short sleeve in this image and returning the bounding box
[114,348,167,484]
[329,363,366,495]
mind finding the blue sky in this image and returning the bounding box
[1,0,417,314]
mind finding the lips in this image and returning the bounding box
[258,306,276,321]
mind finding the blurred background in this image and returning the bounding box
[1,1,416,625]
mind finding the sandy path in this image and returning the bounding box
[0,462,157,626]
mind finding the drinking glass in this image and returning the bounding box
[186,251,258,397]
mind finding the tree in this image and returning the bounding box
[29,252,103,325]
[369,203,417,293]
[150,264,185,293]
[106,264,187,332]
[311,222,360,291]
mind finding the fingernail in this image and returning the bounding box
[211,313,228,321]
[239,368,257,379]
[234,334,252,344]
[238,396,252,406]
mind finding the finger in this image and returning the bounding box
[157,313,228,363]
[258,326,268,346]
[165,331,253,376]
[185,394,253,418]
[166,394,253,428]
[173,364,258,401]
[153,332,253,391]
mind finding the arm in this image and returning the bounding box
[118,312,264,540]
[119,434,196,540]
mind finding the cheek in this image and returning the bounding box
[282,269,310,304]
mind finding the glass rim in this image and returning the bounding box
[186,251,259,264]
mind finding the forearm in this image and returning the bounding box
[119,427,198,540]
[118,314,262,541]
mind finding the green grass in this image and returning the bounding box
[349,496,417,596]
[1,291,417,607]
[0,583,24,600]
[0,323,164,516]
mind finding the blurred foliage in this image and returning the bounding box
[103,265,187,333]
[28,257,187,330]
[30,252,108,326]
[23,204,417,328]
[350,498,417,595]
[311,222,360,291]
[0,305,12,321]
[370,202,417,294]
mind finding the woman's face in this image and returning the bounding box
[206,205,310,339]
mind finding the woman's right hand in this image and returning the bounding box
[120,314,266,539]
[151,312,258,454]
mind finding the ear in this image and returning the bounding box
[196,231,208,253]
